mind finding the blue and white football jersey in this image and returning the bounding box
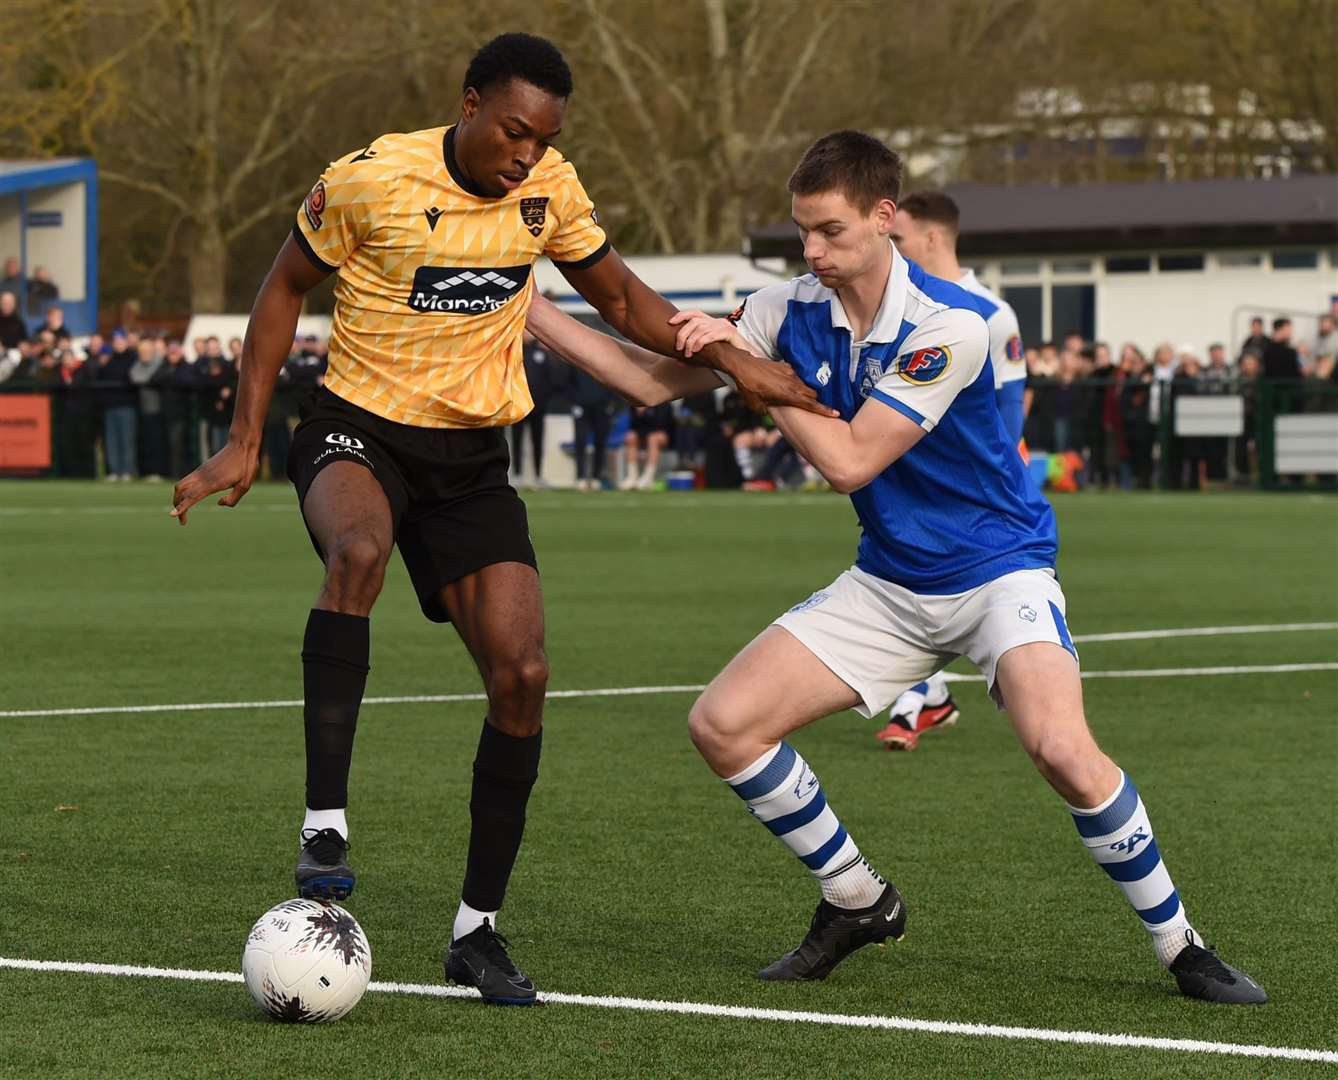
[733,244,1056,595]
[957,269,1027,444]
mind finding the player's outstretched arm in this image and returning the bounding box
[559,250,836,417]
[525,296,722,405]
[170,235,329,525]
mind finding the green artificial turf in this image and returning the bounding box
[2,482,1336,1078]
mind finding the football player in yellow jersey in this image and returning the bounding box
[170,32,827,1006]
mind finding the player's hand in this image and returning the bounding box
[669,310,745,358]
[725,348,837,417]
[170,441,260,526]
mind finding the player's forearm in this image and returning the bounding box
[229,276,305,449]
[769,406,866,493]
[526,297,715,405]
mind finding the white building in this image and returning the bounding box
[748,174,1338,356]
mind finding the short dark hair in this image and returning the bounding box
[788,130,902,213]
[898,190,959,233]
[463,33,573,99]
[1273,317,1291,331]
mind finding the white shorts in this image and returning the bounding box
[774,566,1078,718]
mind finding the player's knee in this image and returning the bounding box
[488,650,549,710]
[323,533,389,604]
[1029,731,1107,797]
[688,692,735,759]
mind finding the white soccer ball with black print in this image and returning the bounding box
[242,899,372,1022]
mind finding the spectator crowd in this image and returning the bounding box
[1020,310,1337,490]
[3,271,1334,492]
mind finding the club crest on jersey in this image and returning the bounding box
[520,197,548,237]
[858,356,886,399]
[1006,335,1024,362]
[303,181,326,231]
[897,345,951,384]
[407,264,532,315]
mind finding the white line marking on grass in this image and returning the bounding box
[1074,622,1338,643]
[4,665,1337,720]
[1,957,1333,1064]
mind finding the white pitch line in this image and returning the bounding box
[0,957,1332,1065]
[4,665,1338,721]
[1074,621,1338,643]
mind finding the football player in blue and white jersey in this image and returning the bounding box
[871,190,1031,750]
[521,131,1264,1003]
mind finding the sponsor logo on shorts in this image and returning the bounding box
[789,590,831,614]
[406,264,531,315]
[313,446,373,470]
[816,361,832,386]
[897,345,951,384]
[1018,604,1038,623]
[325,432,364,449]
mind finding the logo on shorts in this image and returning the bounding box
[406,265,531,315]
[816,361,832,386]
[789,590,830,614]
[325,433,364,449]
[897,345,951,384]
[1018,604,1037,623]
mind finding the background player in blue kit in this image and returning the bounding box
[874,189,1031,750]
[525,130,1266,1005]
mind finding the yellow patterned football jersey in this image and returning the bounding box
[293,125,608,428]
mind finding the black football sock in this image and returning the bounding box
[302,609,370,811]
[461,720,542,912]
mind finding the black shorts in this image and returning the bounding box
[288,387,536,622]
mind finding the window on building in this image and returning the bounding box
[1216,252,1264,269]
[1052,284,1096,343]
[1272,250,1320,269]
[1051,258,1093,275]
[1158,253,1205,272]
[1002,285,1043,345]
[1001,260,1042,277]
[1105,255,1151,273]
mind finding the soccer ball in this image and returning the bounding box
[242,899,372,1023]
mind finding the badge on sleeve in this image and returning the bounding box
[1006,335,1024,362]
[303,181,326,231]
[897,345,951,384]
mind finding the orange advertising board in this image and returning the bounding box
[0,394,52,470]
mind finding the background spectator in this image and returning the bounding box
[131,337,167,479]
[1312,314,1336,366]
[39,304,71,342]
[0,256,23,298]
[510,331,564,488]
[55,342,96,478]
[156,339,198,479]
[621,403,675,490]
[27,266,59,314]
[98,329,139,480]
[568,366,617,491]
[198,335,236,455]
[1238,316,1269,364]
[0,291,27,350]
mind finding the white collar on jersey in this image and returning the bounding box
[826,240,909,345]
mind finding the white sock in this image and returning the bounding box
[453,900,497,943]
[301,807,347,845]
[1068,770,1199,967]
[734,446,754,479]
[890,682,928,723]
[922,670,951,707]
[726,742,887,910]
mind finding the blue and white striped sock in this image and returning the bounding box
[1069,770,1202,967]
[726,742,886,910]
